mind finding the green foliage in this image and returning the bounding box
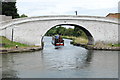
[62,36,88,44]
[108,43,120,47]
[0,1,2,15]
[45,26,74,36]
[45,26,88,39]
[2,0,16,2]
[45,27,57,36]
[73,26,81,37]
[56,26,66,35]
[0,36,30,48]
[64,28,74,36]
[74,26,88,39]
[2,2,19,19]
[20,14,28,18]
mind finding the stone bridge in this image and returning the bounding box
[0,15,119,47]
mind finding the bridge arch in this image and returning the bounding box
[0,15,119,47]
[42,24,94,45]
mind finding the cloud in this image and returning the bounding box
[16,0,119,16]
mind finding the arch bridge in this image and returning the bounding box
[0,15,119,47]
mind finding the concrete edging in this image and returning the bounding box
[0,47,43,54]
[70,41,120,51]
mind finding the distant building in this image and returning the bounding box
[106,13,120,19]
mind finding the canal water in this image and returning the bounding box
[1,36,118,78]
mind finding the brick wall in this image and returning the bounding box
[106,13,120,19]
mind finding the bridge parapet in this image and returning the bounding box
[0,15,119,30]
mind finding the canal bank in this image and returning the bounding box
[62,36,120,51]
[1,35,120,54]
[0,47,42,54]
[0,36,42,53]
[70,41,120,51]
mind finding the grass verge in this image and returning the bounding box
[0,36,32,48]
[108,43,120,47]
[62,36,120,48]
[62,36,88,44]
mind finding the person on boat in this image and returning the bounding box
[55,34,59,39]
[54,34,59,43]
[58,34,63,43]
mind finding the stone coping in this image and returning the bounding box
[0,15,119,30]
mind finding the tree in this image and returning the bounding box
[45,26,87,38]
[2,0,16,2]
[2,1,19,19]
[74,26,82,37]
[0,1,2,15]
[74,26,88,38]
[56,26,66,35]
[66,28,74,36]
[20,14,28,18]
[45,27,57,36]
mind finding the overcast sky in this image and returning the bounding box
[16,0,119,17]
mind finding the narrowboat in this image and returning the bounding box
[52,35,64,48]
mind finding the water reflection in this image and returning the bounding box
[75,50,93,69]
[2,54,18,78]
[41,37,93,71]
[0,54,2,79]
[1,37,118,78]
[85,50,94,64]
[41,37,95,71]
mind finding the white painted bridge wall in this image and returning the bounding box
[0,16,119,46]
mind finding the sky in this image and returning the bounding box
[16,0,119,17]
